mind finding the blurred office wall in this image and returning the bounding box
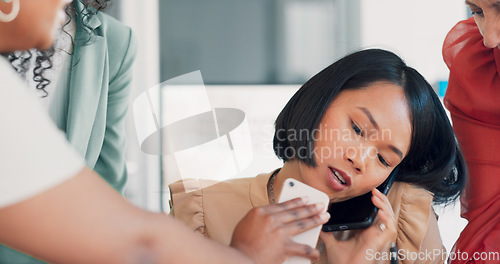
[159,0,466,86]
[359,0,467,89]
[112,0,163,212]
[160,0,348,84]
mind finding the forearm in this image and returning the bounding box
[0,167,253,264]
[145,213,254,264]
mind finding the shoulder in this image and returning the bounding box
[74,0,137,54]
[169,177,255,206]
[169,177,257,237]
[86,12,138,80]
[97,12,136,46]
[444,17,480,43]
[443,17,487,70]
[0,59,84,208]
[169,179,209,234]
[95,12,137,84]
[387,182,436,253]
[388,181,433,208]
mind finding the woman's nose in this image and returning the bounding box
[344,145,370,174]
[481,17,500,48]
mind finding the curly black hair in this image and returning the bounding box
[2,0,111,97]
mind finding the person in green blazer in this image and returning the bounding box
[0,0,136,262]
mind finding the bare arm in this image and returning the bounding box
[0,167,252,264]
[0,167,328,264]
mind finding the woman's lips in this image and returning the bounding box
[327,167,351,191]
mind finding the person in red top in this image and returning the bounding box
[443,0,500,263]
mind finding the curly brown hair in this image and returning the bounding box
[2,0,111,97]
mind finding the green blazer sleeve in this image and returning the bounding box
[91,18,137,194]
[63,2,138,194]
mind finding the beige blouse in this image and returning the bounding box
[169,172,446,264]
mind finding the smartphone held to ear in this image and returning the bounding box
[322,167,399,232]
[277,168,399,263]
[278,179,329,264]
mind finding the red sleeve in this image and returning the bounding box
[443,17,500,125]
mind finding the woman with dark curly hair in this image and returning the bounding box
[0,0,136,262]
[4,0,132,195]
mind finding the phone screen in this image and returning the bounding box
[322,167,399,232]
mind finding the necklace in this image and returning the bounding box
[269,169,280,204]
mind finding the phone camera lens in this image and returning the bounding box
[289,182,294,187]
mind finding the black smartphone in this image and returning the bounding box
[322,166,399,232]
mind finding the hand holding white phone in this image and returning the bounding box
[278,178,330,264]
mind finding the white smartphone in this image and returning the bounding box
[278,178,329,264]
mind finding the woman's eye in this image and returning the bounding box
[471,10,484,17]
[378,154,390,167]
[351,121,363,136]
